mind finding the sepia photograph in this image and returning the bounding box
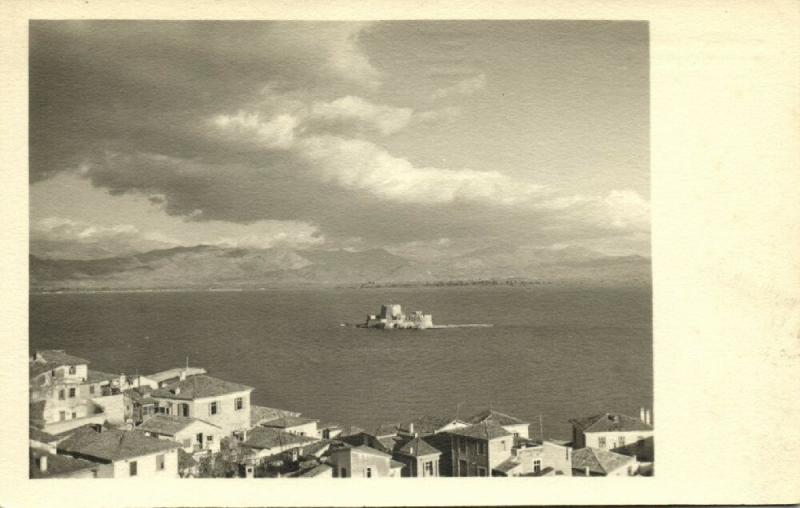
[26,19,654,481]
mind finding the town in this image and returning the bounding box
[29,349,654,479]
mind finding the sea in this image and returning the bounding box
[29,284,652,440]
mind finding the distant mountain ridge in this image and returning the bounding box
[30,244,651,290]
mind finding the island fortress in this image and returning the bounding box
[363,304,434,329]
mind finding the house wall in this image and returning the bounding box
[331,451,397,478]
[452,435,511,476]
[584,430,654,451]
[488,436,514,469]
[151,390,252,435]
[173,422,223,454]
[542,441,572,475]
[502,423,529,439]
[91,394,125,425]
[284,421,318,438]
[42,413,106,434]
[110,449,179,478]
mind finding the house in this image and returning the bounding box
[569,411,654,452]
[125,387,159,426]
[29,350,127,433]
[449,420,515,477]
[467,408,530,438]
[29,426,59,453]
[30,447,100,479]
[56,426,180,478]
[571,447,638,476]
[491,439,573,477]
[329,444,404,478]
[392,435,442,477]
[261,415,319,438]
[241,426,319,460]
[148,374,253,437]
[137,414,223,455]
[318,422,344,439]
[397,415,468,436]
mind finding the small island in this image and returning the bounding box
[353,303,493,330]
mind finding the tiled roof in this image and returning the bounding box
[447,420,512,440]
[300,440,331,458]
[334,444,391,459]
[337,424,365,437]
[569,413,653,433]
[398,415,461,435]
[572,447,634,475]
[370,423,399,438]
[468,408,528,426]
[493,458,522,474]
[57,427,180,462]
[29,448,98,479]
[147,367,207,384]
[29,350,90,378]
[261,415,318,429]
[251,405,300,425]
[389,459,405,470]
[395,436,442,457]
[242,427,318,451]
[150,375,253,400]
[29,426,58,443]
[138,414,220,435]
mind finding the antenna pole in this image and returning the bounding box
[538,415,544,442]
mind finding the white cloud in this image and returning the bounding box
[309,96,413,136]
[212,111,298,149]
[431,73,487,99]
[299,135,545,206]
[323,23,382,89]
[211,220,324,250]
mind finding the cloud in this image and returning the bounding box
[299,135,545,206]
[212,111,298,149]
[431,73,487,99]
[308,96,413,136]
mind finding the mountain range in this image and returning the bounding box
[30,244,651,291]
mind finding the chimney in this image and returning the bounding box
[645,409,652,425]
[408,422,414,434]
[640,407,645,422]
[179,370,187,381]
[585,466,590,476]
[38,455,48,472]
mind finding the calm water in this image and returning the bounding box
[29,285,652,440]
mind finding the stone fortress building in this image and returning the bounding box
[363,304,434,329]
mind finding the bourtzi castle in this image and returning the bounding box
[363,304,434,329]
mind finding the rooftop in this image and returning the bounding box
[177,448,198,470]
[242,427,318,451]
[467,408,529,426]
[447,420,512,440]
[147,367,207,384]
[398,415,462,435]
[86,369,119,384]
[29,426,58,444]
[251,405,301,425]
[261,415,318,429]
[569,413,653,433]
[297,463,333,477]
[333,444,391,459]
[150,374,253,400]
[369,423,399,438]
[395,436,442,458]
[57,427,180,462]
[29,448,99,479]
[137,414,220,435]
[572,447,635,475]
[29,350,90,378]
[493,458,522,474]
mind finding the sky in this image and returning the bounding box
[29,21,650,261]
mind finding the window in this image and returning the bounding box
[618,436,626,447]
[533,459,541,474]
[458,460,468,477]
[156,454,165,471]
[340,467,347,478]
[477,466,487,477]
[206,435,214,444]
[365,467,373,478]
[235,397,244,411]
[458,437,466,453]
[58,389,65,400]
[598,437,607,449]
[209,401,218,415]
[68,366,76,375]
[59,411,66,421]
[424,461,434,477]
[71,412,77,419]
[182,438,192,448]
[68,387,76,398]
[129,461,138,476]
[477,441,486,455]
[89,385,95,395]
